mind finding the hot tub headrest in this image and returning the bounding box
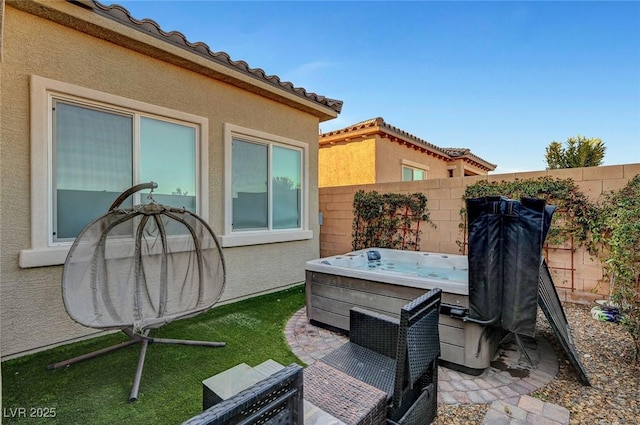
[366,250,381,261]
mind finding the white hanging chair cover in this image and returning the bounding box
[62,198,225,334]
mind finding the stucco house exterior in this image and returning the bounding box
[319,117,496,187]
[0,0,342,358]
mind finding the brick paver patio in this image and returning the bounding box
[286,307,570,424]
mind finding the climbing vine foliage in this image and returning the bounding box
[591,175,640,359]
[352,190,433,251]
[461,176,597,247]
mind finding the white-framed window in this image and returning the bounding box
[221,123,311,247]
[19,75,209,268]
[401,159,429,181]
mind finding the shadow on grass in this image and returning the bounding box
[1,286,306,425]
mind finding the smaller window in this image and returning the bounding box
[222,124,311,247]
[402,165,427,181]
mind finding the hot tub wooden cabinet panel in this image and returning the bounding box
[305,270,503,374]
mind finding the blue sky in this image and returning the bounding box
[115,1,640,173]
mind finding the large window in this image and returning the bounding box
[222,124,311,247]
[20,76,208,268]
[53,102,197,241]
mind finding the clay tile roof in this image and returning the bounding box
[441,148,471,157]
[320,117,448,156]
[442,147,496,170]
[79,0,343,114]
[321,117,497,170]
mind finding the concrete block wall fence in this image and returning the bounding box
[318,163,640,304]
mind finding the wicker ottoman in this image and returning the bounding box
[304,361,387,425]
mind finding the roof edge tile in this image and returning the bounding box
[74,0,343,114]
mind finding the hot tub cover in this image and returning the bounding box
[467,196,556,337]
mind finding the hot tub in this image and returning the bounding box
[305,248,505,375]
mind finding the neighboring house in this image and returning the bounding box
[319,117,496,187]
[0,0,342,358]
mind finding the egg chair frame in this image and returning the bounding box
[47,182,226,402]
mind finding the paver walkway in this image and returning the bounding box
[483,395,570,425]
[285,307,570,424]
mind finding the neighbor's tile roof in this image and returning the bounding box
[320,117,449,156]
[320,117,496,170]
[441,147,497,170]
[72,0,343,114]
[441,148,470,157]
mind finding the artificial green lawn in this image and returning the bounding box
[2,285,306,424]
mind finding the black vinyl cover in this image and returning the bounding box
[501,198,556,336]
[467,196,556,337]
[467,196,504,326]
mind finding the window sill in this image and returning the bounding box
[20,234,217,268]
[19,246,70,268]
[219,230,313,248]
[20,230,314,266]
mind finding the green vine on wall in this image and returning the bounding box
[352,190,434,251]
[591,174,640,360]
[459,176,598,249]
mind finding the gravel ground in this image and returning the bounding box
[433,302,640,425]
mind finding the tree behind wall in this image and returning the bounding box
[545,135,606,169]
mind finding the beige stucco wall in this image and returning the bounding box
[318,136,376,186]
[319,164,640,304]
[374,136,452,182]
[448,158,489,177]
[1,4,325,358]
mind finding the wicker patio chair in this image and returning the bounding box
[319,288,442,425]
[182,364,304,425]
